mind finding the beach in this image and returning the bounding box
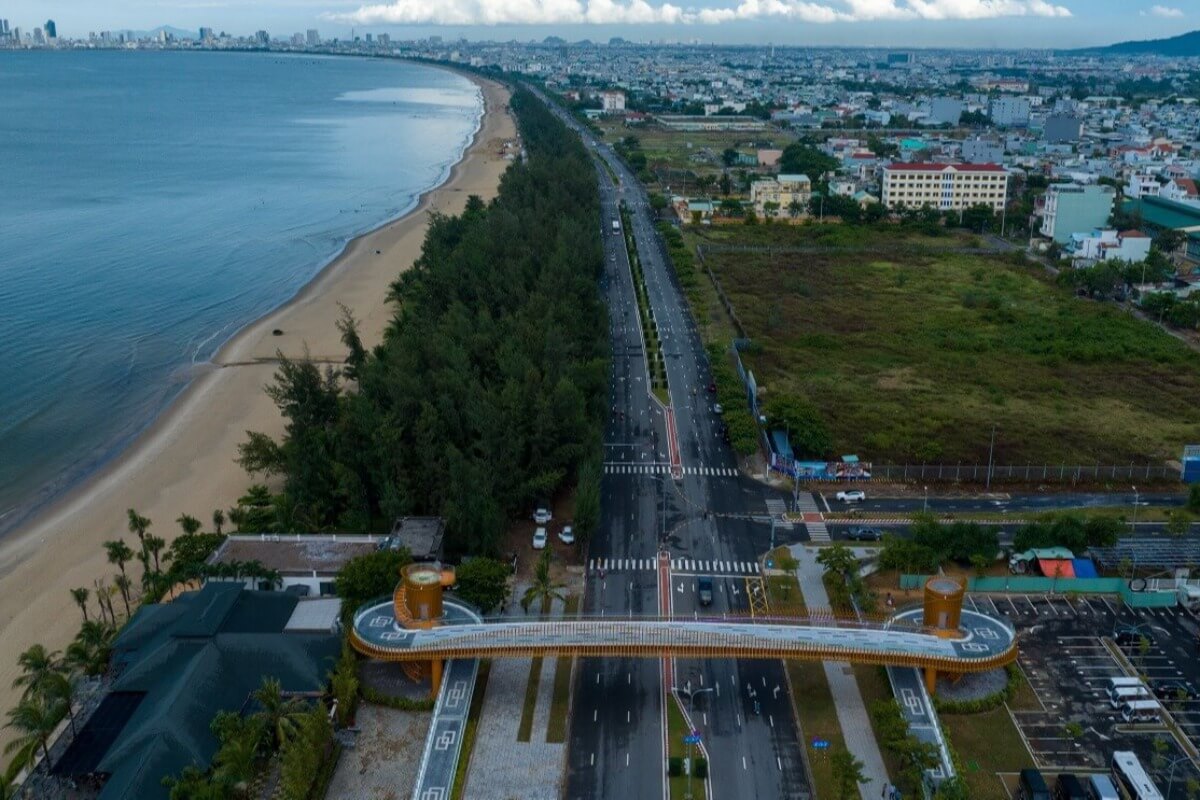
[0,71,515,751]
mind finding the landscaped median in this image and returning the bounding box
[620,203,670,405]
[666,693,708,800]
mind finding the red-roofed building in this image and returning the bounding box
[882,162,1009,212]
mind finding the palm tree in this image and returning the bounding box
[212,726,261,794]
[144,534,166,575]
[104,539,134,580]
[212,509,226,535]
[521,550,566,615]
[65,621,115,677]
[3,696,63,769]
[43,672,77,737]
[126,508,152,556]
[70,587,90,623]
[113,573,133,618]
[252,677,305,750]
[12,644,62,702]
[176,513,202,536]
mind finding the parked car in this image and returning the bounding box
[558,525,575,545]
[1018,768,1051,800]
[1084,774,1119,800]
[533,505,552,525]
[698,576,713,606]
[836,489,866,503]
[1151,680,1199,701]
[1113,627,1151,647]
[707,382,717,394]
[1054,773,1088,800]
[712,403,723,414]
[846,526,882,542]
[532,527,548,550]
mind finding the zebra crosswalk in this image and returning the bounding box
[587,557,761,575]
[603,463,739,477]
[788,491,830,542]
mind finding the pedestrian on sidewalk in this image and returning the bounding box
[881,783,890,799]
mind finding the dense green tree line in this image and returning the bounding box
[238,88,608,556]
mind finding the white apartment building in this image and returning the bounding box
[750,174,812,219]
[601,90,627,114]
[882,162,1009,212]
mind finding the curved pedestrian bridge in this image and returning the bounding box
[351,601,1017,673]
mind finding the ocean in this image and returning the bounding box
[0,50,482,533]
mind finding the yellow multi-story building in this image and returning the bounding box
[749,173,812,219]
[882,162,1009,212]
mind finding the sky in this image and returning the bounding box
[6,0,1194,49]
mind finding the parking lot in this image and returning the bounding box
[972,593,1200,797]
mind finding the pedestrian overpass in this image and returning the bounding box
[349,565,1017,693]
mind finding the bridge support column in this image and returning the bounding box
[431,658,444,698]
[924,666,938,695]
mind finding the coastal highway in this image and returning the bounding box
[538,90,812,800]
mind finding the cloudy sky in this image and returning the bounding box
[9,0,1193,48]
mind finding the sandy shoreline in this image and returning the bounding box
[0,69,516,755]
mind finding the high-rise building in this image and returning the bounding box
[254,30,269,45]
[199,27,214,42]
[989,96,1031,127]
[306,28,319,46]
[365,32,373,43]
[882,162,1009,213]
[44,19,56,39]
[33,27,44,44]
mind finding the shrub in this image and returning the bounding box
[693,757,708,779]
[668,756,683,777]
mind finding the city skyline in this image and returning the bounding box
[1,0,1195,48]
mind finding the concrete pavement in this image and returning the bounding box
[790,544,891,800]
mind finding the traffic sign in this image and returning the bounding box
[683,734,701,745]
[811,738,830,750]
[766,559,775,569]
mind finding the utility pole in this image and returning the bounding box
[1131,485,1139,532]
[985,424,997,491]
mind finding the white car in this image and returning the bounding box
[533,507,552,525]
[532,527,548,549]
[558,525,575,545]
[712,403,723,414]
[836,490,866,503]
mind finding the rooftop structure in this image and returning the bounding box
[387,516,446,563]
[52,584,339,800]
[206,533,382,595]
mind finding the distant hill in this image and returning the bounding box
[1082,29,1200,57]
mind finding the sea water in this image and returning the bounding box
[0,50,482,533]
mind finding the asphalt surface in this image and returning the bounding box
[541,93,811,800]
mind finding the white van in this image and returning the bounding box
[1120,699,1161,723]
[1108,686,1150,708]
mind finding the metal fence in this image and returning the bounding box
[899,574,1177,608]
[870,462,1178,484]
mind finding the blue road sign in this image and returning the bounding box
[811,738,830,750]
[683,734,701,745]
[766,559,775,569]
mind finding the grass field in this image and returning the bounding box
[693,223,1200,465]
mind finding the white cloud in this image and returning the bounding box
[329,0,1072,25]
[1141,4,1183,17]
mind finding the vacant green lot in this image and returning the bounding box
[695,225,1200,465]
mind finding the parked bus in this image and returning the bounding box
[1111,751,1164,800]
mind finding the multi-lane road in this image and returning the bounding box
[538,91,811,800]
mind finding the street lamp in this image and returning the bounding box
[1132,486,1139,532]
[672,684,714,800]
[1165,753,1193,799]
[924,485,929,513]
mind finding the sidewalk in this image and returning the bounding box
[789,544,891,800]
[463,587,567,800]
